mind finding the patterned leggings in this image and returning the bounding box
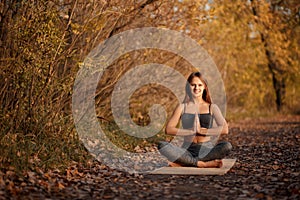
[158,140,232,167]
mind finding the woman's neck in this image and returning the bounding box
[193,97,206,104]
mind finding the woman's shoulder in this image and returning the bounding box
[210,103,222,113]
[210,103,219,107]
[169,103,185,119]
[174,103,185,113]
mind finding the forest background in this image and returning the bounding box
[0,0,299,172]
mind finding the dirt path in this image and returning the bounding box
[1,115,299,199]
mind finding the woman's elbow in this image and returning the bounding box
[165,126,176,135]
[221,123,229,134]
[165,128,171,135]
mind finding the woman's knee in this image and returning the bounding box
[221,141,233,153]
[157,141,169,150]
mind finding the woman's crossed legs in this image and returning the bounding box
[158,141,232,168]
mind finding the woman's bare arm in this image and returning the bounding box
[165,104,196,136]
[199,104,228,136]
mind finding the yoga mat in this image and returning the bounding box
[150,159,236,175]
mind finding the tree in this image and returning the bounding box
[249,0,299,111]
[200,0,300,114]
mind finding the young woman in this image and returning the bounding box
[158,72,232,168]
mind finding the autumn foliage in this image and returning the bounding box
[0,0,299,171]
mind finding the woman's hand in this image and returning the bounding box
[199,128,208,135]
[193,113,202,135]
[193,113,209,136]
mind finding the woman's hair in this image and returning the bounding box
[183,72,212,104]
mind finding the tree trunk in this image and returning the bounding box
[268,64,286,111]
[250,0,285,111]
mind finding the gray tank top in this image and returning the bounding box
[181,104,213,129]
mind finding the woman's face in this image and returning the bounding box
[189,77,205,99]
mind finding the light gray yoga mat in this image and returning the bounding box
[150,159,236,175]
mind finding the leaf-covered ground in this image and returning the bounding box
[1,115,299,200]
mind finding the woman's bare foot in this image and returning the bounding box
[168,162,183,167]
[197,160,223,168]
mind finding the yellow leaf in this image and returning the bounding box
[57,182,65,190]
